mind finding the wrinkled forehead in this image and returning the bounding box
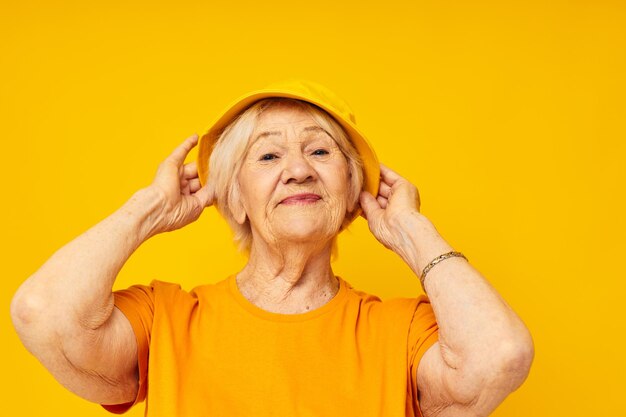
[241,99,344,156]
[252,107,334,142]
[254,102,316,129]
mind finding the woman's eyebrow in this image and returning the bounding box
[301,125,331,137]
[253,130,281,143]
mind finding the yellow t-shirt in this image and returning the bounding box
[102,275,439,417]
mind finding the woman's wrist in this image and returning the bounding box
[118,187,168,241]
[391,212,455,278]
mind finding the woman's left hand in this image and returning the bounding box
[359,164,423,252]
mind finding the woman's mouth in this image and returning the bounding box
[280,193,322,205]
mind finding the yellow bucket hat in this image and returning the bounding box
[197,79,380,219]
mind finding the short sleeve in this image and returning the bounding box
[101,284,155,414]
[407,295,439,417]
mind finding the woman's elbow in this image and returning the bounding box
[10,278,59,342]
[11,283,44,331]
[490,327,535,391]
[447,332,534,415]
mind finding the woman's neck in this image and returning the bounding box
[235,239,339,314]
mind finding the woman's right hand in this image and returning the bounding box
[145,133,214,235]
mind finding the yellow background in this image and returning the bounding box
[2,1,624,416]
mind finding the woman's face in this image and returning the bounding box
[236,103,353,247]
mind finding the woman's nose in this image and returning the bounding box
[280,152,317,184]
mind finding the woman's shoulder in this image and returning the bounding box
[339,276,382,302]
[116,276,232,303]
[339,276,432,316]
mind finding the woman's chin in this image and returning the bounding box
[273,219,339,244]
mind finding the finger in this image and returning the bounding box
[188,178,201,193]
[194,183,215,208]
[181,180,191,196]
[183,161,199,179]
[167,134,199,166]
[378,181,392,198]
[379,163,403,185]
[359,191,383,221]
[377,195,388,209]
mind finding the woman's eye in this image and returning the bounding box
[312,149,329,156]
[260,153,278,161]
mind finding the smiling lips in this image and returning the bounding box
[280,193,322,205]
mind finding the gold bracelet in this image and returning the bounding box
[420,251,468,291]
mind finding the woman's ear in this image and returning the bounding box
[341,193,359,230]
[229,181,247,225]
[232,199,247,225]
[347,189,359,214]
[345,161,362,214]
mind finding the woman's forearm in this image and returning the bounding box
[12,134,211,346]
[11,135,209,404]
[359,163,533,413]
[393,213,534,384]
[11,187,163,336]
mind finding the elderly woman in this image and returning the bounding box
[11,80,533,417]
